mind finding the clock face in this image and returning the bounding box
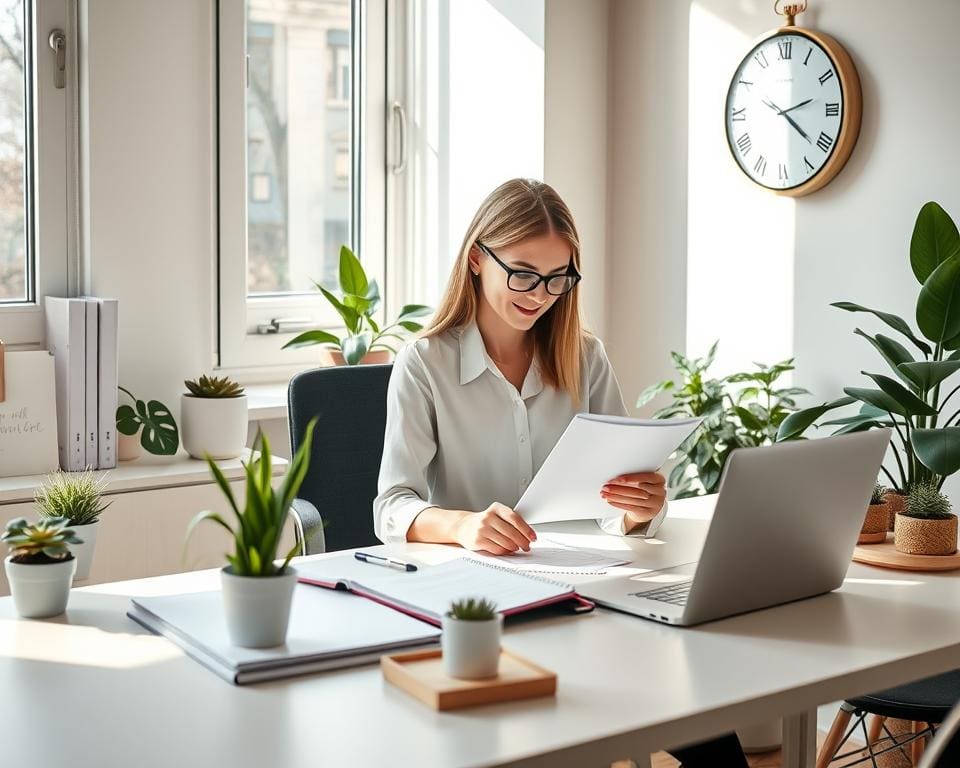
[725,32,845,191]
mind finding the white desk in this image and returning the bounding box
[2,495,960,768]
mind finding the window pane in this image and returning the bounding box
[0,0,28,303]
[246,0,354,296]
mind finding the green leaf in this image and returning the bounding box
[281,329,341,350]
[833,419,885,436]
[398,321,423,333]
[317,284,360,333]
[734,406,764,432]
[342,332,372,365]
[338,244,368,296]
[910,201,960,284]
[139,400,179,455]
[917,256,960,344]
[831,302,932,356]
[853,329,919,388]
[637,380,674,408]
[115,404,141,435]
[396,304,432,321]
[859,371,937,416]
[776,396,855,441]
[844,387,912,418]
[897,361,960,391]
[342,293,373,315]
[913,427,960,476]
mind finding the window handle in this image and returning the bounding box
[391,101,407,175]
[256,317,315,335]
[48,29,65,90]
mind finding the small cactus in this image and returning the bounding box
[904,482,953,520]
[447,597,498,621]
[184,375,245,399]
[2,517,83,564]
[870,483,886,506]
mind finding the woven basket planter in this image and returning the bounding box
[858,503,890,544]
[894,513,958,556]
[882,490,907,531]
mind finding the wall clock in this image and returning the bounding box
[724,1,862,196]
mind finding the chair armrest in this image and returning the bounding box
[288,498,326,556]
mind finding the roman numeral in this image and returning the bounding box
[754,155,767,176]
[825,102,840,117]
[819,69,835,85]
[738,79,753,92]
[736,133,752,156]
[803,48,813,66]
[778,164,789,181]
[754,50,769,69]
[778,41,792,60]
[731,107,746,122]
[816,132,834,152]
[804,156,815,172]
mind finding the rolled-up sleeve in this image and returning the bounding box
[587,336,668,539]
[373,344,439,544]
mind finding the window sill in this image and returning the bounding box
[245,383,289,421]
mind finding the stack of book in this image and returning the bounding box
[44,296,119,471]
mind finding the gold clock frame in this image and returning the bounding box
[725,25,862,197]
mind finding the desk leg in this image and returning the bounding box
[782,710,816,768]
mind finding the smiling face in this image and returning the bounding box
[468,231,573,333]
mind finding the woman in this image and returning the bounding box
[374,178,748,768]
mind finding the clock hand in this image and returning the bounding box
[761,96,812,143]
[781,98,814,115]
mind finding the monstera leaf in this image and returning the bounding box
[116,387,180,455]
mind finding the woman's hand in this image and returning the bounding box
[601,472,666,532]
[451,502,537,555]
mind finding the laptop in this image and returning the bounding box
[579,429,892,626]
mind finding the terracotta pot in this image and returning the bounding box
[318,347,392,367]
[894,512,958,556]
[882,490,907,531]
[858,503,889,544]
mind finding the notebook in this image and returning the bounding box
[297,555,593,626]
[128,583,441,685]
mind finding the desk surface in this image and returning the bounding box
[3,496,960,768]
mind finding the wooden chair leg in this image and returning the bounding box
[817,706,854,768]
[867,715,885,747]
[911,721,926,765]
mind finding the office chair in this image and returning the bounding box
[918,700,960,768]
[817,670,960,767]
[286,363,393,555]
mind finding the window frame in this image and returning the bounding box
[216,0,387,375]
[0,0,74,348]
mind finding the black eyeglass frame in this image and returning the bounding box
[475,241,582,296]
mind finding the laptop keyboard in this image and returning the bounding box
[632,581,693,606]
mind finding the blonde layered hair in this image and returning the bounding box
[424,178,587,406]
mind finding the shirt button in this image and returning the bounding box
[521,478,528,485]
[519,435,526,444]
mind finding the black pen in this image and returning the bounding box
[354,551,418,572]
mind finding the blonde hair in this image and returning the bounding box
[424,178,587,406]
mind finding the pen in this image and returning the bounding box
[354,551,418,572]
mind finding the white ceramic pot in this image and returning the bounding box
[68,519,99,582]
[737,718,782,754]
[4,555,77,618]
[181,394,249,461]
[220,565,297,648]
[118,426,142,461]
[441,613,503,679]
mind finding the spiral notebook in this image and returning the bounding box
[297,555,593,626]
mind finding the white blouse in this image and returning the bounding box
[373,320,668,544]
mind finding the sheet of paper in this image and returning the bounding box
[516,414,702,524]
[468,536,631,574]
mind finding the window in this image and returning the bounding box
[0,0,72,346]
[219,0,386,371]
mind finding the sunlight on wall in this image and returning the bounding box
[686,2,796,377]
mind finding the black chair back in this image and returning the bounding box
[288,363,393,552]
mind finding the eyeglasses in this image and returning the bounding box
[476,242,581,296]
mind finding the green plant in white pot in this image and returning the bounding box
[281,245,431,365]
[441,597,502,680]
[186,418,316,648]
[2,517,83,618]
[35,469,111,581]
[181,375,248,461]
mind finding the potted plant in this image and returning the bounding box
[116,386,180,460]
[895,482,958,556]
[282,244,431,365]
[441,597,502,680]
[2,516,82,618]
[181,375,248,461]
[638,341,808,496]
[185,419,316,648]
[35,469,111,581]
[778,203,960,514]
[859,483,889,545]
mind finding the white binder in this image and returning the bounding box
[91,297,119,469]
[83,298,99,467]
[44,297,86,471]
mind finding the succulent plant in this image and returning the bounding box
[2,517,83,564]
[904,482,954,520]
[184,375,245,399]
[447,597,498,621]
[870,483,886,506]
[35,469,111,526]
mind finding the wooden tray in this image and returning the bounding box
[853,534,960,572]
[381,647,557,710]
